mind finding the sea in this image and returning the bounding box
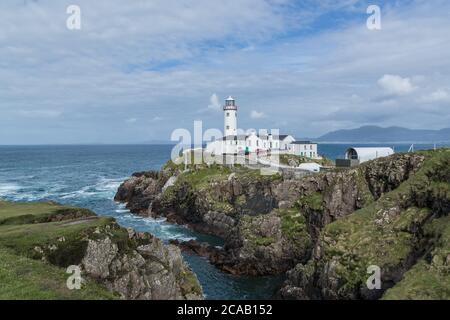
[0,143,447,299]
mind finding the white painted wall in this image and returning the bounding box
[224,109,237,136]
[345,147,394,163]
[280,135,295,150]
[290,143,318,158]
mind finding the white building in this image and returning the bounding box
[345,147,394,163]
[205,96,319,158]
[288,141,318,158]
[223,96,237,136]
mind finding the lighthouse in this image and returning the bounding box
[223,96,237,137]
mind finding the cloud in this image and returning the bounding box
[1,1,450,143]
[125,118,137,123]
[250,110,265,119]
[151,116,163,121]
[377,74,416,96]
[421,89,450,103]
[207,93,221,111]
[17,110,62,118]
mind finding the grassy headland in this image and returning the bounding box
[0,201,116,300]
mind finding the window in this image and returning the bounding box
[257,140,259,147]
[226,112,229,117]
[226,125,230,129]
[310,145,313,150]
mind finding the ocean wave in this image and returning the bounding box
[60,186,97,199]
[0,183,22,197]
[59,177,127,200]
[113,210,197,242]
[95,177,126,192]
[115,209,130,213]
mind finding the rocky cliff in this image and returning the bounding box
[279,149,449,300]
[115,149,450,299]
[0,201,202,300]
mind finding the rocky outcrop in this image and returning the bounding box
[115,153,429,279]
[80,227,203,300]
[2,201,203,300]
[361,152,425,198]
[114,149,450,299]
[114,171,168,214]
[278,149,449,300]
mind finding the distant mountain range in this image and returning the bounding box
[315,126,450,143]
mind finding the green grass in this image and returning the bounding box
[178,270,203,296]
[315,149,450,297]
[0,247,116,300]
[277,208,309,240]
[0,201,121,300]
[382,216,450,300]
[382,259,450,300]
[234,167,282,183]
[252,236,276,246]
[179,165,231,189]
[0,201,96,225]
[297,192,324,212]
[279,154,334,167]
[0,216,113,265]
[0,201,60,219]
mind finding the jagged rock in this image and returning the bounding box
[162,176,178,193]
[0,201,202,300]
[82,238,119,279]
[279,149,449,300]
[81,232,203,300]
[115,150,449,301]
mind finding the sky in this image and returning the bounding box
[0,0,449,144]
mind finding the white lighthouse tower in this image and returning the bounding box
[223,96,237,137]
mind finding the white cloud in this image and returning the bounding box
[207,93,221,111]
[125,118,137,123]
[250,110,265,119]
[1,1,450,143]
[17,110,62,118]
[152,116,163,121]
[377,74,416,96]
[421,89,450,103]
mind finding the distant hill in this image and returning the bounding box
[316,125,450,143]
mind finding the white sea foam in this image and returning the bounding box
[143,216,167,224]
[60,186,97,199]
[60,177,128,200]
[0,183,22,197]
[97,177,127,189]
[59,177,126,200]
